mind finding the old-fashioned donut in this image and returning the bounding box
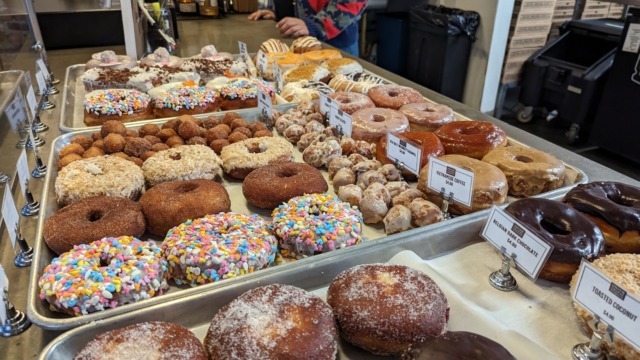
[434,121,508,159]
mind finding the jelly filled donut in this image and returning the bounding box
[328,264,449,356]
[506,198,605,283]
[328,91,375,115]
[434,120,508,159]
[377,131,445,178]
[351,107,409,143]
[38,236,168,316]
[271,193,363,258]
[402,331,516,360]
[162,213,277,286]
[400,102,454,132]
[564,181,640,253]
[368,84,424,109]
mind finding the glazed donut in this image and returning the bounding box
[149,82,219,118]
[85,50,137,70]
[83,89,152,127]
[368,85,424,109]
[483,145,566,197]
[506,198,605,283]
[410,198,444,227]
[242,162,328,209]
[140,179,231,236]
[351,108,410,143]
[75,321,207,360]
[418,154,508,215]
[383,205,412,235]
[403,331,516,359]
[399,102,454,131]
[377,131,445,178]
[162,213,277,286]
[327,264,449,356]
[272,194,363,258]
[570,254,640,360]
[564,181,640,253]
[220,137,295,179]
[38,236,169,316]
[219,78,275,111]
[55,156,145,206]
[204,284,338,360]
[141,145,223,186]
[44,196,145,255]
[327,91,375,115]
[329,73,385,94]
[434,121,508,159]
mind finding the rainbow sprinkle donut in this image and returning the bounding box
[272,193,364,259]
[162,212,277,286]
[38,236,169,316]
[219,78,274,101]
[83,89,150,116]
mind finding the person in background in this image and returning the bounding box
[248,0,367,56]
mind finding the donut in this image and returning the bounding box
[204,284,338,360]
[570,254,640,360]
[272,193,363,258]
[321,58,363,76]
[483,146,566,197]
[302,49,342,65]
[218,78,275,110]
[403,331,516,359]
[38,236,168,316]
[140,47,183,68]
[351,107,410,143]
[141,145,223,187]
[329,73,385,94]
[368,84,424,109]
[162,213,277,286]
[281,80,334,102]
[75,321,207,360]
[242,162,328,209]
[83,89,152,127]
[259,38,290,54]
[417,154,508,215]
[376,131,445,178]
[327,264,449,356]
[44,196,145,255]
[149,82,219,118]
[399,102,454,131]
[85,50,137,70]
[327,91,375,115]
[140,179,231,236]
[276,52,304,73]
[220,137,295,179]
[291,36,323,53]
[564,181,640,253]
[505,198,605,283]
[384,205,412,235]
[283,65,331,83]
[55,156,145,206]
[434,121,508,159]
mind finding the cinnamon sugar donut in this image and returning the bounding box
[434,121,508,159]
[328,264,449,356]
[377,131,444,178]
[351,108,409,143]
[221,137,295,179]
[141,145,223,186]
[328,91,375,115]
[400,102,454,131]
[368,85,424,109]
[204,284,338,360]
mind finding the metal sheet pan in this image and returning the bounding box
[29,104,588,331]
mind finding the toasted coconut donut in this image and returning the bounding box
[220,137,295,179]
[141,145,223,186]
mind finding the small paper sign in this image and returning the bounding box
[426,156,475,208]
[2,187,20,249]
[16,149,30,197]
[328,107,352,137]
[573,261,640,351]
[257,89,273,121]
[481,206,554,280]
[256,51,268,74]
[386,134,422,175]
[35,71,47,94]
[318,93,337,116]
[274,63,284,91]
[26,86,37,120]
[238,41,249,61]
[6,89,27,132]
[36,58,50,79]
[0,263,7,324]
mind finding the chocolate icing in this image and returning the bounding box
[564,181,640,234]
[505,198,605,263]
[403,331,515,360]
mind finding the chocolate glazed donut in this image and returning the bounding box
[564,181,640,253]
[505,198,605,283]
[402,331,516,360]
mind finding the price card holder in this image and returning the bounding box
[35,71,47,95]
[256,51,268,75]
[6,89,27,132]
[385,134,422,176]
[36,58,50,79]
[26,86,37,120]
[238,41,249,61]
[2,187,20,249]
[274,63,284,91]
[318,93,336,117]
[16,149,30,197]
[257,88,273,123]
[0,264,7,324]
[426,156,475,209]
[0,260,31,335]
[328,107,352,137]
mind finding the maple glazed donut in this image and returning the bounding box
[38,236,169,316]
[204,284,338,360]
[328,91,375,114]
[368,84,424,109]
[220,137,295,179]
[403,331,516,359]
[434,120,508,159]
[376,131,445,178]
[328,264,449,356]
[506,198,605,283]
[351,107,410,143]
[564,181,640,253]
[399,102,455,131]
[242,162,328,209]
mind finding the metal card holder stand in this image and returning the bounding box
[2,288,31,337]
[438,188,453,221]
[13,223,33,267]
[572,317,614,360]
[20,178,39,217]
[0,173,9,184]
[489,247,518,291]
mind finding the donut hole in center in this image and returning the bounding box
[175,182,199,193]
[388,91,399,97]
[371,114,386,123]
[277,169,299,178]
[87,210,104,222]
[540,218,571,235]
[341,98,352,104]
[246,144,265,154]
[515,155,534,163]
[459,127,481,135]
[170,153,182,161]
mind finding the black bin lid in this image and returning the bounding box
[565,18,624,39]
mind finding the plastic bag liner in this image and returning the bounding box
[409,5,480,42]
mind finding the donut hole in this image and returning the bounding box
[169,153,182,161]
[459,127,481,135]
[247,144,264,153]
[371,114,386,123]
[540,218,571,236]
[515,155,534,163]
[341,98,352,104]
[388,91,399,97]
[277,169,299,178]
[175,182,199,193]
[87,210,104,222]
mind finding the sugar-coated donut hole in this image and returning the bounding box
[459,126,481,135]
[371,114,386,123]
[175,182,199,194]
[87,210,104,222]
[540,218,571,235]
[515,155,534,163]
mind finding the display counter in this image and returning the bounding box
[0,15,638,360]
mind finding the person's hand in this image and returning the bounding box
[248,9,275,21]
[276,17,309,37]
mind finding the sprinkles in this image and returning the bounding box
[219,78,274,101]
[151,84,218,111]
[83,89,150,116]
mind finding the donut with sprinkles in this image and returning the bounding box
[218,78,275,110]
[83,89,153,127]
[150,81,219,118]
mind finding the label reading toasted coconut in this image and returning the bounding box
[257,88,273,121]
[573,261,640,351]
[329,107,352,137]
[7,88,27,131]
[2,186,20,249]
[238,41,249,61]
[427,156,475,208]
[386,133,422,176]
[481,206,554,280]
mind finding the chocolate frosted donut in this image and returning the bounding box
[44,196,145,255]
[506,198,605,283]
[564,181,640,254]
[402,331,516,360]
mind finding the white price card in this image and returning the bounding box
[256,51,268,74]
[35,70,47,94]
[573,261,640,351]
[2,187,20,249]
[36,58,50,79]
[238,41,249,61]
[6,89,27,132]
[426,156,475,208]
[328,107,352,137]
[16,149,30,197]
[481,206,554,280]
[0,263,7,324]
[385,134,422,175]
[318,92,337,116]
[257,88,273,121]
[274,64,284,91]
[26,85,37,119]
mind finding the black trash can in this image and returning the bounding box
[405,5,479,101]
[377,13,409,76]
